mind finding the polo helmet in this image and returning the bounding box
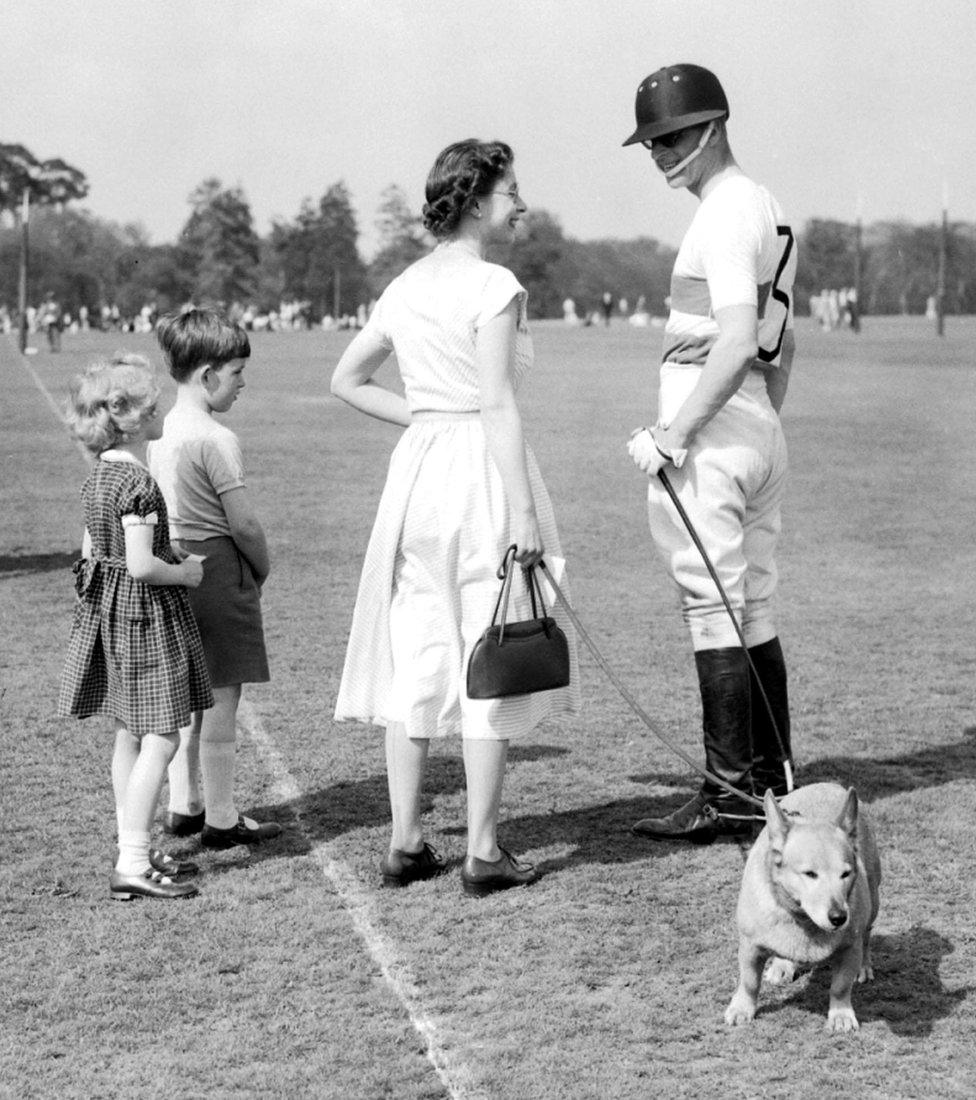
[622,64,729,147]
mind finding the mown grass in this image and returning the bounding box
[2,316,975,1099]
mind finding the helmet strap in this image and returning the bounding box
[663,121,715,179]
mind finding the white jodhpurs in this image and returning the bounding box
[647,365,788,652]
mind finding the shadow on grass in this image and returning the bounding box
[201,727,976,876]
[761,926,969,1036]
[0,550,77,576]
[494,792,725,871]
[193,744,572,873]
[629,726,976,805]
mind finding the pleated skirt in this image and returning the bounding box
[335,417,580,739]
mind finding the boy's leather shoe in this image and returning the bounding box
[162,810,206,837]
[200,816,282,850]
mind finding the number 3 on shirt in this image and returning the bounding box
[757,226,796,364]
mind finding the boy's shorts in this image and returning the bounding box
[179,535,270,688]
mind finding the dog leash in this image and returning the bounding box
[657,469,795,795]
[537,561,765,810]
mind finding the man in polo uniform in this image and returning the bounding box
[624,64,798,842]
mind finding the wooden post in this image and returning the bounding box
[936,184,947,337]
[18,187,29,353]
[854,217,862,312]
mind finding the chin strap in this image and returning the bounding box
[664,120,716,179]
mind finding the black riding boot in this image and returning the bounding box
[748,637,793,798]
[633,647,755,843]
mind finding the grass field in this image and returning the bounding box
[2,316,975,1099]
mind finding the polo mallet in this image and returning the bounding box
[657,468,795,794]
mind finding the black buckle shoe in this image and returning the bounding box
[110,868,199,901]
[148,848,199,879]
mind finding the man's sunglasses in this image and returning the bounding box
[641,128,690,150]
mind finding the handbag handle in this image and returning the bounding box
[489,545,551,645]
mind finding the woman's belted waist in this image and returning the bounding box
[411,410,480,422]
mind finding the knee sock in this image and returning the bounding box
[116,830,152,876]
[167,727,202,815]
[200,741,237,829]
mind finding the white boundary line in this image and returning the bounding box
[239,699,481,1100]
[10,339,481,1100]
[7,337,92,463]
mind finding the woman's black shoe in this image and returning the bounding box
[380,843,447,888]
[460,847,538,897]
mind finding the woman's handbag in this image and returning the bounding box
[466,545,571,699]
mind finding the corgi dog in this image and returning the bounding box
[725,782,881,1032]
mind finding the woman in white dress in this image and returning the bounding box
[331,140,580,897]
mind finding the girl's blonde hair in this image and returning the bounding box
[66,354,160,454]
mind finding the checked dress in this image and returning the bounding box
[58,456,213,735]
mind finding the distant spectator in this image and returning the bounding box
[601,290,613,326]
[844,288,860,333]
[38,291,63,352]
[629,294,651,328]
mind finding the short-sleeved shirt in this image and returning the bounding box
[363,245,531,414]
[663,175,797,370]
[147,405,245,541]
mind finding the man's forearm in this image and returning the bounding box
[663,338,756,449]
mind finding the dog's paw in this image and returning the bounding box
[765,958,796,986]
[825,1008,860,1032]
[857,964,874,984]
[724,996,756,1026]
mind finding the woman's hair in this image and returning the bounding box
[66,354,160,455]
[421,139,514,239]
[155,305,250,382]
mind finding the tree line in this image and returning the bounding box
[2,144,974,322]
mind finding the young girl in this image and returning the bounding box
[58,354,214,900]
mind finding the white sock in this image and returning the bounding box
[116,830,152,876]
[200,741,238,829]
[167,735,202,815]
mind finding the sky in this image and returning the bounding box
[4,0,976,257]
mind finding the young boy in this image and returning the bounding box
[148,307,280,848]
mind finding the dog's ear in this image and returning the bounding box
[836,787,859,842]
[764,788,789,858]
